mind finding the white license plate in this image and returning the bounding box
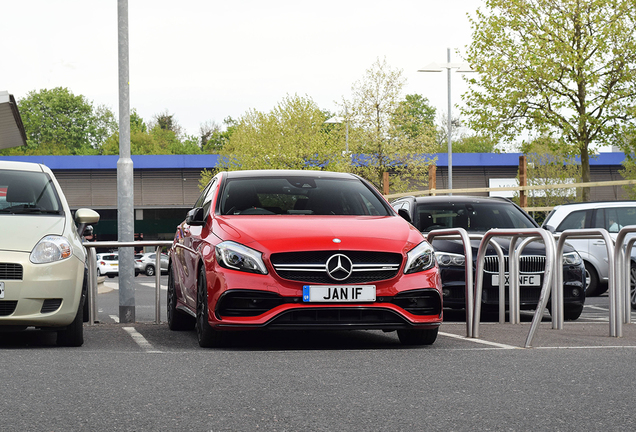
[492,274,540,286]
[0,282,4,299]
[303,285,376,302]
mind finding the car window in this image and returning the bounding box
[0,169,62,214]
[219,176,391,216]
[557,210,590,231]
[602,207,636,233]
[414,201,537,232]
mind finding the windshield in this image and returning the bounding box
[0,170,63,215]
[415,201,537,232]
[219,176,391,216]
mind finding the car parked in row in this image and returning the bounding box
[391,195,586,320]
[97,253,119,278]
[542,201,636,308]
[0,160,100,346]
[135,252,168,276]
[168,170,443,347]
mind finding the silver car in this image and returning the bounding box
[134,252,168,276]
[542,201,636,306]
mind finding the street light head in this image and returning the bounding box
[417,62,444,72]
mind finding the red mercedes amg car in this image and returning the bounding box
[168,170,442,347]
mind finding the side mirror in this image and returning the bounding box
[186,207,206,226]
[75,208,100,239]
[398,208,412,224]
[544,225,556,233]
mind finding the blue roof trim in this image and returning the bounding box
[0,152,624,169]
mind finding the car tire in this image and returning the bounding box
[584,262,602,297]
[145,265,155,277]
[57,297,84,347]
[397,327,438,346]
[97,268,101,276]
[563,304,584,321]
[196,266,224,348]
[167,266,195,331]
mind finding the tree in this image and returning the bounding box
[5,87,117,155]
[464,0,636,201]
[220,95,341,171]
[344,58,436,192]
[100,109,202,155]
[518,137,582,209]
[200,117,237,153]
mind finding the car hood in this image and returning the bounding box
[0,215,66,253]
[431,236,576,257]
[215,215,423,254]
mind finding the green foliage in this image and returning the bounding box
[3,87,117,155]
[390,94,436,141]
[345,58,436,192]
[201,117,236,153]
[518,137,582,208]
[464,0,636,201]
[220,95,341,171]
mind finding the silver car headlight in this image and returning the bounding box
[30,235,73,264]
[405,241,436,274]
[563,251,583,266]
[435,252,466,267]
[215,241,268,274]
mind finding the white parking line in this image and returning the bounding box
[123,327,162,353]
[439,331,518,349]
[585,305,609,311]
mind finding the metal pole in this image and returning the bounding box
[447,48,452,195]
[117,0,135,323]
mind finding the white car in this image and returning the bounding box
[97,253,119,278]
[0,160,99,346]
[542,201,636,306]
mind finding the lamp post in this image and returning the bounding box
[418,48,474,194]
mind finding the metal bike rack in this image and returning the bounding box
[473,228,556,348]
[83,240,173,325]
[426,228,474,337]
[614,226,636,327]
[554,229,618,335]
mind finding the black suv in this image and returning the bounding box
[391,196,586,320]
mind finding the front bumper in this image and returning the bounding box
[0,251,84,327]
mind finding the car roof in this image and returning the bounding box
[0,160,48,173]
[403,195,514,205]
[223,170,358,180]
[553,201,636,210]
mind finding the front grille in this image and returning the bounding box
[0,263,23,280]
[483,255,545,274]
[392,290,442,316]
[267,308,408,328]
[271,251,402,284]
[0,301,18,316]
[41,299,62,314]
[217,291,285,317]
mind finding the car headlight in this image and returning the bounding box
[30,235,73,264]
[215,241,268,274]
[563,251,583,266]
[405,241,436,274]
[435,252,466,267]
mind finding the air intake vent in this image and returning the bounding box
[0,263,23,280]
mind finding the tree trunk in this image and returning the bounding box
[580,143,591,202]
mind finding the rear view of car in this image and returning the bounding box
[0,161,99,346]
[168,170,443,347]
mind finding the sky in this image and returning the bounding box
[0,0,479,138]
